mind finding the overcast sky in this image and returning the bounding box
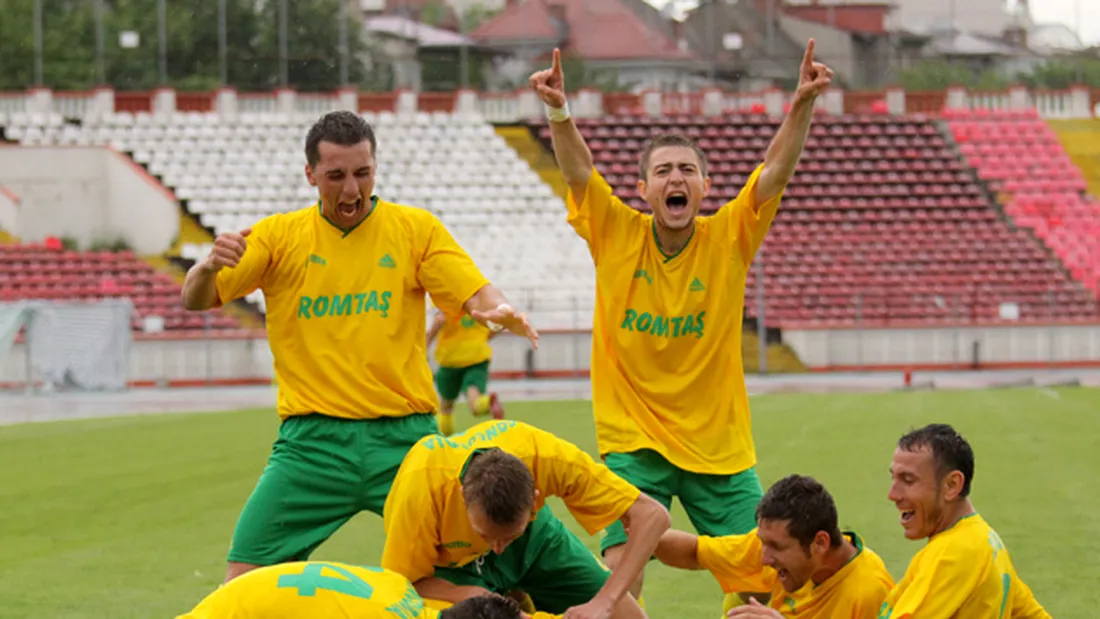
[644,0,1098,46]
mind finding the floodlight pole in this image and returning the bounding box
[33,0,43,85]
[279,0,290,87]
[218,0,228,86]
[339,0,349,86]
[95,0,106,85]
[157,0,167,85]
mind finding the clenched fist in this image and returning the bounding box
[201,228,251,273]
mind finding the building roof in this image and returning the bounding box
[365,15,475,47]
[473,0,697,61]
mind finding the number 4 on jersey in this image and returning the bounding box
[278,563,381,599]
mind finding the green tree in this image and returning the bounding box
[897,59,1008,90]
[1018,58,1100,89]
[0,0,97,90]
[254,0,369,92]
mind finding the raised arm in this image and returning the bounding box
[755,39,834,206]
[530,48,593,198]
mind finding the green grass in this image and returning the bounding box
[2,388,1099,618]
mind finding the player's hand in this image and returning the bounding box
[529,48,566,108]
[562,594,614,619]
[201,228,251,273]
[471,304,540,350]
[793,39,833,104]
[727,598,783,618]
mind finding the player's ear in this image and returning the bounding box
[941,469,965,501]
[636,178,647,198]
[811,530,830,557]
[305,163,318,187]
[703,174,711,196]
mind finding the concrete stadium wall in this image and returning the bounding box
[4,324,1100,390]
[0,183,18,235]
[0,146,177,254]
[784,323,1100,370]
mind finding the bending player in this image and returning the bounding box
[654,475,893,618]
[880,423,1050,618]
[529,41,832,608]
[427,307,505,436]
[176,560,558,618]
[380,419,669,619]
[181,110,538,583]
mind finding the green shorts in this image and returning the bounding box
[433,505,610,614]
[434,360,490,401]
[600,449,763,553]
[227,412,438,565]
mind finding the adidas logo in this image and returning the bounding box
[308,254,327,266]
[378,254,396,269]
[689,277,705,292]
[633,269,653,284]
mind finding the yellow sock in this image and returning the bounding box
[473,394,491,416]
[437,413,454,436]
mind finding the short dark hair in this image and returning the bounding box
[756,474,843,552]
[898,423,974,498]
[441,595,523,619]
[461,449,535,526]
[638,133,709,180]
[304,110,377,167]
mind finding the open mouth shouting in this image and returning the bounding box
[336,198,363,220]
[665,192,689,214]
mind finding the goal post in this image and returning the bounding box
[0,299,134,393]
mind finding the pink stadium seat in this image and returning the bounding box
[0,243,244,333]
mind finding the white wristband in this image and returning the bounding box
[546,102,571,123]
[486,303,513,332]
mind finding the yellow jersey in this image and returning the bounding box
[381,420,642,584]
[434,312,493,368]
[697,529,894,618]
[176,561,437,618]
[878,513,1050,618]
[566,166,781,475]
[214,200,489,420]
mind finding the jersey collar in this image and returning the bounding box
[317,196,379,238]
[651,219,695,263]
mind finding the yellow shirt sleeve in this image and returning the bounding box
[415,213,491,317]
[885,544,987,618]
[214,214,280,305]
[565,168,642,265]
[709,163,783,265]
[534,427,642,535]
[381,468,443,585]
[695,532,774,594]
[1010,577,1051,619]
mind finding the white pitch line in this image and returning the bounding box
[1038,387,1061,399]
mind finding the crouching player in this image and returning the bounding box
[176,560,558,618]
[655,475,894,618]
[381,420,669,619]
[881,424,1050,618]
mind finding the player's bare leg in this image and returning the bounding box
[438,399,456,436]
[602,543,644,599]
[467,385,504,419]
[224,561,262,583]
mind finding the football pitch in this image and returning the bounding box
[2,387,1098,619]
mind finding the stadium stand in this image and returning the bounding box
[533,113,1100,326]
[0,110,595,329]
[949,110,1100,298]
[0,241,240,332]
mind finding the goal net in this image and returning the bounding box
[0,299,134,392]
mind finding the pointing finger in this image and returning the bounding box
[803,38,815,68]
[552,48,562,74]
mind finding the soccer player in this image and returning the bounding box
[880,423,1050,618]
[528,41,834,606]
[180,111,538,583]
[427,307,505,436]
[176,560,559,618]
[380,419,669,619]
[654,474,894,618]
